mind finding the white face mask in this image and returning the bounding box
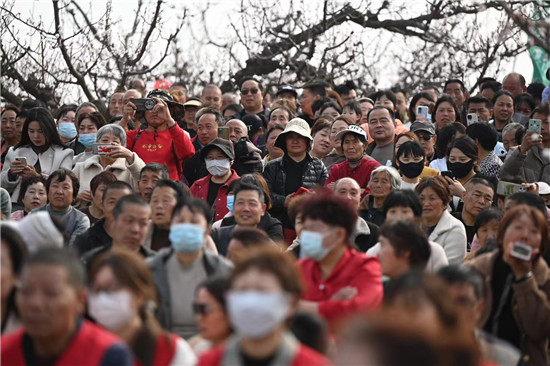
[227,290,290,339]
[88,290,135,331]
[205,158,231,176]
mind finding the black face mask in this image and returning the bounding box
[447,160,474,179]
[399,160,425,178]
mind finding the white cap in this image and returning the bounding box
[538,181,550,195]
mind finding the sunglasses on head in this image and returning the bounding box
[241,88,259,95]
[192,302,212,316]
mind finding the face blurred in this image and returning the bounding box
[493,95,514,123]
[368,108,395,144]
[202,87,222,111]
[48,175,74,210]
[285,132,308,156]
[1,241,15,301]
[374,96,395,111]
[197,113,219,145]
[341,90,357,104]
[17,265,84,341]
[311,127,332,158]
[138,170,163,201]
[78,118,98,135]
[477,219,499,248]
[359,101,374,124]
[467,102,492,122]
[76,106,96,121]
[28,121,46,147]
[1,110,19,140]
[385,206,416,222]
[419,187,446,224]
[276,92,297,109]
[112,203,150,251]
[268,108,290,129]
[172,206,209,231]
[123,90,141,105]
[241,80,263,111]
[300,89,316,116]
[378,235,409,278]
[330,120,349,150]
[185,106,199,125]
[334,179,361,210]
[342,107,359,122]
[150,186,178,229]
[90,265,142,316]
[109,92,124,117]
[233,190,265,227]
[394,92,407,119]
[447,283,482,326]
[226,120,248,143]
[266,129,284,159]
[515,101,533,117]
[463,184,494,218]
[223,108,237,122]
[502,213,542,258]
[342,134,365,161]
[444,82,466,108]
[170,86,187,103]
[194,287,231,342]
[502,128,518,152]
[22,181,48,213]
[231,268,284,298]
[369,171,393,199]
[434,102,456,130]
[302,218,345,253]
[321,107,340,120]
[91,183,107,211]
[102,188,132,223]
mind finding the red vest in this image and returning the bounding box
[1,320,123,366]
[134,333,178,366]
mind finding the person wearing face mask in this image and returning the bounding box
[198,248,330,366]
[296,193,383,329]
[190,138,240,223]
[88,249,197,366]
[393,140,429,190]
[72,112,107,164]
[148,199,233,339]
[443,136,479,212]
[56,105,84,155]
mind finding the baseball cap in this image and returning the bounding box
[200,138,235,160]
[276,85,298,98]
[410,121,436,136]
[335,124,368,141]
[183,97,203,108]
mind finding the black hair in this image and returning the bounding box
[112,194,149,220]
[474,207,503,232]
[435,123,466,158]
[77,112,106,131]
[266,124,285,140]
[514,92,536,113]
[478,77,497,89]
[303,82,327,97]
[151,179,189,208]
[102,181,133,201]
[382,190,422,218]
[437,265,485,300]
[433,95,460,126]
[231,227,272,248]
[89,171,118,196]
[379,220,431,269]
[481,81,502,93]
[395,140,425,161]
[319,101,342,115]
[527,82,545,101]
[17,176,47,207]
[373,90,401,120]
[334,80,357,95]
[23,247,85,288]
[514,124,526,145]
[301,193,357,239]
[408,92,435,122]
[508,192,549,219]
[491,90,514,107]
[343,101,362,115]
[465,122,498,151]
[195,275,230,310]
[290,312,329,355]
[56,104,78,120]
[20,99,46,110]
[15,107,67,150]
[447,135,478,162]
[172,198,213,224]
[311,97,332,116]
[140,163,169,180]
[46,168,79,200]
[223,103,243,116]
[465,96,492,110]
[367,106,395,121]
[444,79,466,93]
[233,182,265,206]
[466,176,495,194]
[240,77,263,92]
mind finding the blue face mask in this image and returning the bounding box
[78,133,97,148]
[169,223,205,253]
[58,122,77,139]
[300,230,333,261]
[226,195,235,213]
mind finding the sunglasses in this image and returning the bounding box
[241,88,259,95]
[416,134,433,141]
[192,302,213,316]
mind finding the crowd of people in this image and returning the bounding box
[1,70,550,365]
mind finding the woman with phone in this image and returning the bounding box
[466,205,550,365]
[1,107,73,204]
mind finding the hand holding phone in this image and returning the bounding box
[510,242,533,261]
[528,119,542,135]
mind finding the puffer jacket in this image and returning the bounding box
[263,154,328,226]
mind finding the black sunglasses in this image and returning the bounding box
[241,88,259,95]
[416,134,433,141]
[192,302,212,316]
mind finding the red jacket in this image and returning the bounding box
[189,171,240,222]
[134,333,178,366]
[298,248,383,327]
[324,157,380,195]
[198,343,330,366]
[1,320,129,366]
[127,125,194,181]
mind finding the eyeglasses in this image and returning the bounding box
[192,302,213,316]
[416,134,433,141]
[241,88,259,95]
